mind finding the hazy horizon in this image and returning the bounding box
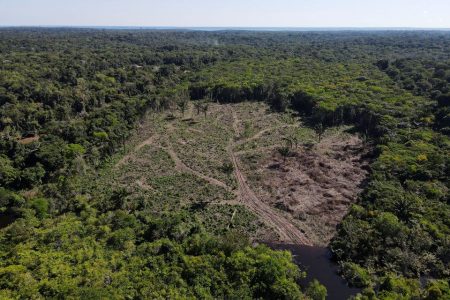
[1,0,450,29]
[2,26,450,31]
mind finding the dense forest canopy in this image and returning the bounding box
[0,29,449,299]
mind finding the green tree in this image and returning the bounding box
[30,198,49,219]
[278,146,291,163]
[314,123,325,142]
[177,98,188,117]
[194,101,203,115]
[201,103,209,118]
[0,155,19,186]
[306,279,327,300]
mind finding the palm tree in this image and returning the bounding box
[394,196,419,224]
[177,98,188,117]
[220,162,234,176]
[279,136,298,164]
[194,101,203,115]
[278,146,290,163]
[315,123,325,142]
[201,103,209,118]
[283,135,299,150]
[282,137,294,150]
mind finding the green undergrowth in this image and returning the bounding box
[0,207,304,299]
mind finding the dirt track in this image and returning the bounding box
[229,143,311,244]
[165,143,231,191]
[236,124,299,146]
[113,102,366,246]
[229,107,312,245]
[115,134,159,168]
[242,126,370,246]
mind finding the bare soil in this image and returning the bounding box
[228,106,312,245]
[239,130,370,246]
[102,102,370,246]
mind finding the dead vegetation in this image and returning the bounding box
[239,126,370,246]
[92,101,370,246]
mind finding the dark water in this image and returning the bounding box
[0,213,15,229]
[268,243,362,300]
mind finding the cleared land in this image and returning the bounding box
[91,101,369,245]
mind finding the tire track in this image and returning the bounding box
[115,134,158,168]
[236,124,300,146]
[229,107,311,245]
[165,142,231,191]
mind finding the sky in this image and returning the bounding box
[1,0,450,28]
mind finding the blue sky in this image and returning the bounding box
[1,0,449,28]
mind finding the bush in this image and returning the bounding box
[20,163,45,188]
[341,262,372,288]
[107,228,136,250]
[30,198,49,219]
[425,280,450,300]
[378,275,421,299]
[306,279,327,300]
[0,155,19,187]
[0,188,25,211]
[219,162,234,175]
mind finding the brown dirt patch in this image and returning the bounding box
[104,101,370,246]
[18,135,40,145]
[229,106,311,245]
[241,133,370,246]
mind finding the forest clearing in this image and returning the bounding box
[91,101,370,246]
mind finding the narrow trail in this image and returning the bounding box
[114,115,230,191]
[114,104,310,244]
[231,107,240,136]
[135,178,154,191]
[115,134,158,168]
[236,124,300,146]
[235,145,278,156]
[165,142,231,191]
[229,107,311,245]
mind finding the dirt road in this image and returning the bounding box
[229,107,311,245]
[165,142,231,191]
